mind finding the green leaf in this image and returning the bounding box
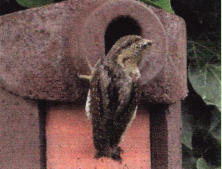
[16,0,54,8]
[188,64,221,111]
[182,112,193,150]
[196,158,220,169]
[182,144,197,169]
[140,0,174,13]
[209,108,221,143]
[187,40,220,65]
[196,158,211,169]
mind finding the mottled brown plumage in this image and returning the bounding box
[85,35,152,161]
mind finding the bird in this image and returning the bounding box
[80,35,152,162]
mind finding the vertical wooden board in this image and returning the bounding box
[0,88,42,169]
[149,102,182,169]
[46,105,151,169]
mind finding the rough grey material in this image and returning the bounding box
[0,88,43,169]
[149,102,182,169]
[0,0,187,103]
[0,0,105,101]
[142,8,187,104]
[0,1,186,168]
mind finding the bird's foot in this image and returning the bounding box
[111,153,122,162]
[94,151,104,159]
[111,146,123,162]
[94,147,123,163]
[94,148,112,159]
[117,146,124,154]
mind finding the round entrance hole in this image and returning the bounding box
[105,16,142,54]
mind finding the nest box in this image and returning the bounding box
[0,0,187,168]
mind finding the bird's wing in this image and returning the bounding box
[99,66,112,116]
[109,83,139,147]
[90,63,139,121]
[115,80,133,115]
[90,65,112,122]
[92,65,130,121]
[97,66,138,121]
[115,82,138,122]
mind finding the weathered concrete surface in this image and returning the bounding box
[149,101,182,169]
[0,0,187,103]
[0,88,43,169]
[0,0,106,102]
[0,1,186,169]
[80,0,167,84]
[141,8,187,104]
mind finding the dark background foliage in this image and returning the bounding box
[172,1,220,168]
[0,0,220,168]
[172,0,220,40]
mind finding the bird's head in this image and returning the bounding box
[113,35,152,82]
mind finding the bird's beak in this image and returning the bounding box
[139,39,152,49]
[144,39,152,47]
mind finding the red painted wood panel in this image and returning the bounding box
[46,105,151,169]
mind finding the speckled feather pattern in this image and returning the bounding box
[85,35,151,161]
[90,63,139,161]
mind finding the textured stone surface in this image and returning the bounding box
[149,102,182,169]
[80,0,167,84]
[0,0,187,103]
[0,0,105,101]
[0,0,186,168]
[0,88,43,169]
[142,8,187,104]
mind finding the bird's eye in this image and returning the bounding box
[123,58,134,67]
[122,58,129,64]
